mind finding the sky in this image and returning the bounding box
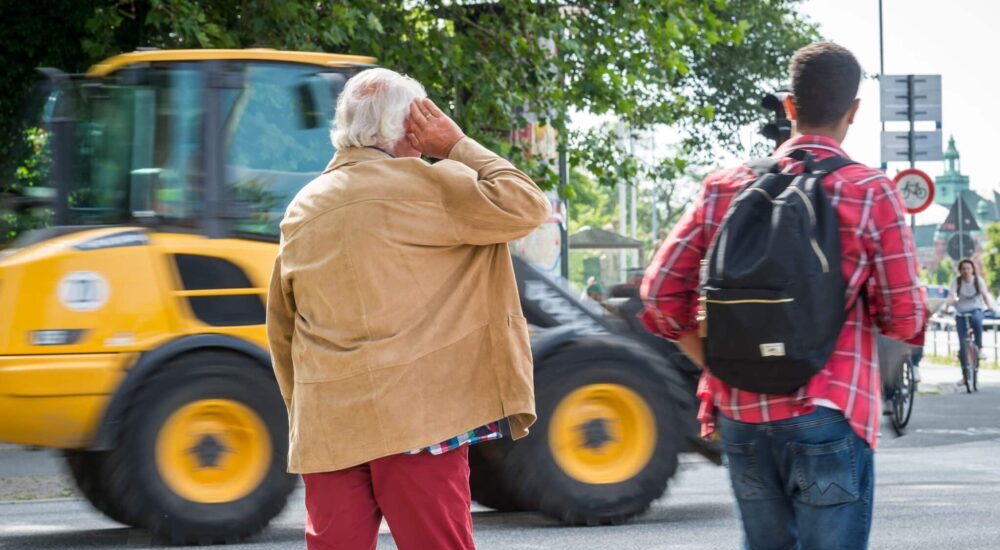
[802,0,999,210]
[566,0,998,230]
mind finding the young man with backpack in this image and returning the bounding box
[640,42,925,549]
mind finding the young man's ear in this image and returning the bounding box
[783,95,798,121]
[846,98,861,125]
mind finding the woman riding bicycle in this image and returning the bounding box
[946,259,995,367]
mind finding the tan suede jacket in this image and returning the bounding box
[266,137,550,473]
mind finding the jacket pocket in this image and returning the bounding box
[790,436,859,506]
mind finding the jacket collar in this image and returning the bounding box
[323,146,394,174]
[775,134,852,160]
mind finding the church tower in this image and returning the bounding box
[934,135,970,207]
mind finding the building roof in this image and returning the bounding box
[569,227,645,250]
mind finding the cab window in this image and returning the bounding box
[69,63,205,229]
[224,63,345,240]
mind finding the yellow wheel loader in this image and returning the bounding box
[1,48,717,543]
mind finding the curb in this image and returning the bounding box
[918,381,967,396]
[0,496,80,505]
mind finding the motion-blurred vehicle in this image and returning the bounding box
[0,49,714,542]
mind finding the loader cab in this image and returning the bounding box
[5,50,368,249]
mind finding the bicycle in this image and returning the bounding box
[901,181,928,201]
[892,355,916,433]
[878,335,916,436]
[958,312,980,393]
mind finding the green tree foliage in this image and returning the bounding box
[934,256,955,287]
[0,128,54,241]
[1,0,819,242]
[983,223,1000,294]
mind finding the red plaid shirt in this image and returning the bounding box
[640,135,925,449]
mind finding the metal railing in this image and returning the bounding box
[926,316,1000,367]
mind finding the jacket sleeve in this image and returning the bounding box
[434,137,551,245]
[864,178,926,340]
[265,248,295,410]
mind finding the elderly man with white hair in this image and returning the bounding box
[266,67,550,549]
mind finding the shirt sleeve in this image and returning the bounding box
[639,178,712,341]
[435,137,551,245]
[864,178,926,340]
[265,248,295,410]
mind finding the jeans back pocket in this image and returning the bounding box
[790,437,859,506]
[724,441,769,500]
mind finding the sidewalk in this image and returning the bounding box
[916,361,999,394]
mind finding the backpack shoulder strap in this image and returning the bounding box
[797,155,860,193]
[809,155,858,175]
[747,152,857,179]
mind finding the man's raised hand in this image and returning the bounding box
[406,98,466,159]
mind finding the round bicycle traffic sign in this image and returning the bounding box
[893,168,935,214]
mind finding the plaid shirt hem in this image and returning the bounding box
[404,421,503,455]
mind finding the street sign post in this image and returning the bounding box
[939,196,979,261]
[881,131,943,163]
[879,74,943,167]
[893,168,935,214]
[880,75,942,122]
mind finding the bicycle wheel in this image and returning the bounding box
[893,359,916,429]
[964,343,976,394]
[972,345,979,392]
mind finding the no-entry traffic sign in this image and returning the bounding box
[893,169,935,214]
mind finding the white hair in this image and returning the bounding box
[330,68,427,149]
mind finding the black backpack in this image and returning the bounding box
[702,152,855,394]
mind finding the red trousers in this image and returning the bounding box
[302,445,475,550]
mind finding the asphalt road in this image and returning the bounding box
[2,365,999,549]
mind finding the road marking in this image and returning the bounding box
[913,427,1000,436]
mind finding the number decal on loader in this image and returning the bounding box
[58,271,110,312]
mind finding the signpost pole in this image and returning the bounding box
[879,0,885,76]
[559,146,569,280]
[907,74,916,170]
[879,0,885,136]
[907,74,917,232]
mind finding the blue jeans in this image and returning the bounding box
[956,309,984,366]
[719,407,874,550]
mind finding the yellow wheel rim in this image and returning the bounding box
[155,399,271,503]
[548,383,656,485]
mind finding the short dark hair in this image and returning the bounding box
[789,42,861,128]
